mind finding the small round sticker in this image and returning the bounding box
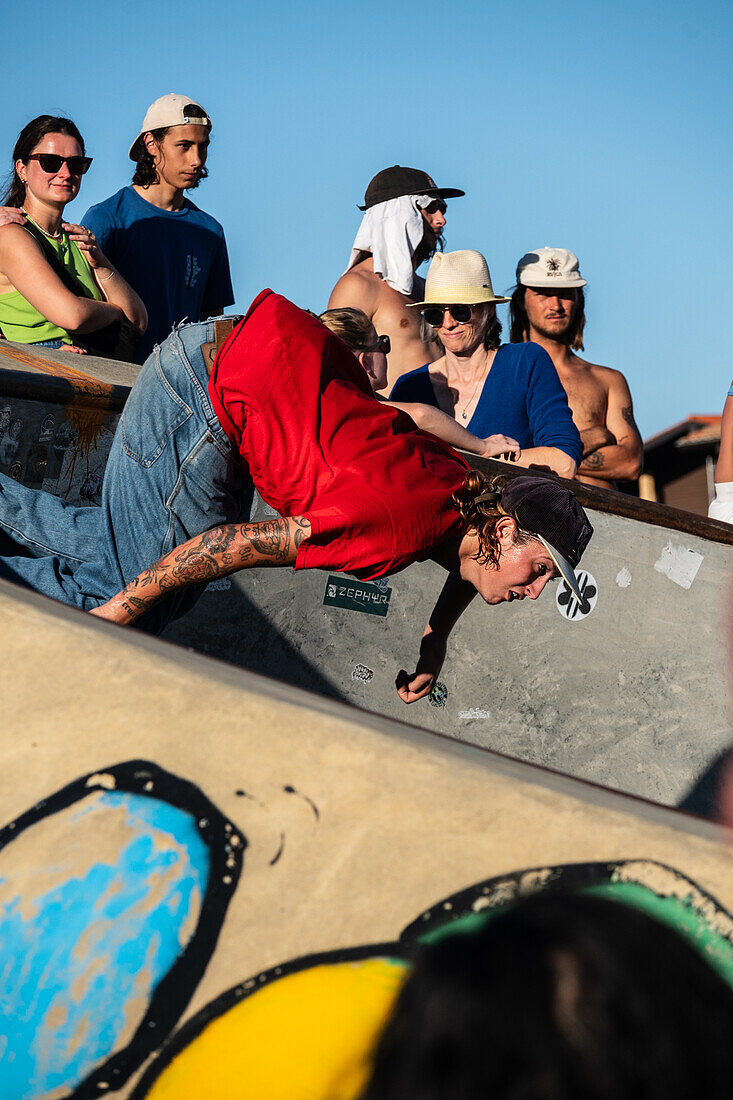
[556,570,598,621]
[429,681,448,708]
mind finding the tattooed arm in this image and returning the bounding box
[578,371,643,481]
[89,516,311,625]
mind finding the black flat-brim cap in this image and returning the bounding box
[359,165,465,210]
[499,476,593,603]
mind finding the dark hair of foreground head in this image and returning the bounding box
[359,891,733,1100]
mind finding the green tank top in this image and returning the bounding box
[0,225,102,345]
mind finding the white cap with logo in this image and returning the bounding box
[129,94,211,159]
[516,247,587,289]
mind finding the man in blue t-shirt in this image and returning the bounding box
[83,93,234,363]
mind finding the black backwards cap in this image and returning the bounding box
[478,476,593,602]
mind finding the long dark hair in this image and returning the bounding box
[2,115,85,208]
[360,891,733,1100]
[510,284,586,352]
[131,103,210,188]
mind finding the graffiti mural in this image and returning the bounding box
[130,858,733,1100]
[1,761,732,1100]
[0,762,243,1099]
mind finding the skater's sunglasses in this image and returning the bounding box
[371,334,391,354]
[421,304,477,327]
[27,154,93,176]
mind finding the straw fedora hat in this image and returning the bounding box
[409,250,510,307]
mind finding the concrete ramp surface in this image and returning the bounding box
[1,581,733,1098]
[2,339,733,811]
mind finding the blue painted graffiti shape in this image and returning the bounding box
[0,760,245,1100]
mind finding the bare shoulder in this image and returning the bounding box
[0,222,34,252]
[0,223,42,270]
[574,353,631,392]
[328,265,379,313]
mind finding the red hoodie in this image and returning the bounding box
[209,290,467,580]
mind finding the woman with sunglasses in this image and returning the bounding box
[319,307,521,461]
[0,116,146,354]
[390,251,582,479]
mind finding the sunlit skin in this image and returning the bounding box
[327,198,451,390]
[522,286,578,341]
[15,133,85,234]
[357,328,389,391]
[0,133,147,347]
[422,303,577,479]
[520,284,643,487]
[351,322,520,460]
[432,302,495,358]
[457,517,559,604]
[419,199,446,247]
[134,124,210,211]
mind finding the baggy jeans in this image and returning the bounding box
[0,319,253,633]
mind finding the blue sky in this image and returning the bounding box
[2,0,730,438]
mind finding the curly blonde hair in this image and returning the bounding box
[453,471,536,567]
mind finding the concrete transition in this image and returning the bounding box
[1,339,732,815]
[2,580,733,1098]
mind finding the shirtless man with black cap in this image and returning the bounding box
[328,166,464,392]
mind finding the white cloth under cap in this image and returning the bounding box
[345,194,435,296]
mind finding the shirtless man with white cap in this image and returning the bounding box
[510,247,643,490]
[327,166,464,392]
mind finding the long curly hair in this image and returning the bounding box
[2,115,86,208]
[453,471,535,567]
[509,284,585,352]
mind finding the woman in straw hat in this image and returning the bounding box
[0,291,591,703]
[319,306,521,462]
[391,250,582,479]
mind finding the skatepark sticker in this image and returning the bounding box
[323,576,391,617]
[429,682,448,708]
[555,570,598,621]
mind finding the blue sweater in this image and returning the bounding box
[390,343,582,464]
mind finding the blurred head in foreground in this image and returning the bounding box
[359,892,733,1100]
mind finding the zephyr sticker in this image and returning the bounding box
[556,570,598,621]
[323,576,391,617]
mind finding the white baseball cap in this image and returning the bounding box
[516,247,587,289]
[129,94,211,159]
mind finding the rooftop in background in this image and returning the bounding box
[641,416,721,516]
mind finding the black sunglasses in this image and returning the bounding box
[27,153,93,176]
[373,334,391,354]
[421,304,476,327]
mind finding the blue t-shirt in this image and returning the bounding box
[390,343,582,465]
[83,186,234,363]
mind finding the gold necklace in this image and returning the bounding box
[21,207,63,241]
[452,358,489,420]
